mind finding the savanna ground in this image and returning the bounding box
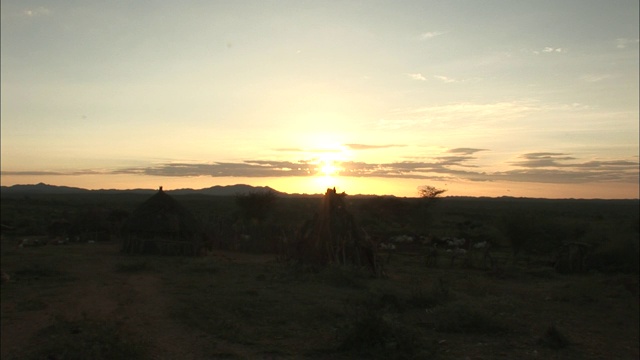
[1,194,639,359]
[2,239,638,359]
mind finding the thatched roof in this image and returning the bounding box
[123,188,200,240]
[295,188,381,276]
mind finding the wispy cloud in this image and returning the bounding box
[379,100,539,130]
[420,31,446,40]
[407,73,427,81]
[448,148,488,155]
[273,147,342,154]
[23,6,51,17]
[615,38,639,49]
[510,152,577,168]
[542,47,563,53]
[113,161,318,178]
[5,151,635,185]
[580,74,612,83]
[273,147,304,152]
[434,75,458,83]
[344,144,406,150]
[531,47,565,55]
[498,153,639,183]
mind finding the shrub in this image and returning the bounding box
[431,302,511,334]
[587,237,639,273]
[13,264,72,282]
[407,277,452,309]
[338,310,427,359]
[319,265,368,289]
[538,325,571,349]
[18,318,148,360]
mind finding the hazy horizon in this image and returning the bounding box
[2,1,638,199]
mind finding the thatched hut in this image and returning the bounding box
[122,187,203,256]
[295,188,381,276]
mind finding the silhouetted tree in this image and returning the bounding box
[418,185,447,200]
[414,185,447,234]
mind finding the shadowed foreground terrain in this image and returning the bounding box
[1,240,638,359]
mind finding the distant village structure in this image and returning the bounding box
[295,188,381,276]
[122,187,204,256]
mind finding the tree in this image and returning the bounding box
[418,185,447,200]
[414,185,447,234]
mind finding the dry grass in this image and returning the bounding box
[1,240,638,359]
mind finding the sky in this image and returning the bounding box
[1,0,638,198]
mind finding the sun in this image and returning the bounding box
[320,159,338,177]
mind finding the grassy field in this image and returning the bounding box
[1,193,638,358]
[1,239,638,359]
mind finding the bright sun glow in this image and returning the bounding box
[320,159,338,176]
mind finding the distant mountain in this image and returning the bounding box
[0,183,284,197]
[0,182,91,195]
[170,184,283,196]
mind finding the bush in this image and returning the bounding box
[431,302,511,334]
[587,237,639,273]
[538,325,571,349]
[319,265,368,289]
[13,264,72,282]
[17,319,148,360]
[407,277,452,309]
[338,310,427,359]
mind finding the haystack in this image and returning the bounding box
[296,188,381,276]
[122,187,202,255]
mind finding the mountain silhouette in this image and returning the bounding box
[0,183,283,196]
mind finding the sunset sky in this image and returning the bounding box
[1,1,638,198]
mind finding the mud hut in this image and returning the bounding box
[295,188,381,276]
[122,187,203,256]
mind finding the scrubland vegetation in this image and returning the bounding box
[1,192,638,359]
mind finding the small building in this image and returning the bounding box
[122,187,202,256]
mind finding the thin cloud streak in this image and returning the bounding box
[420,31,446,40]
[23,6,51,17]
[447,148,487,155]
[379,100,540,130]
[344,144,406,150]
[408,73,427,81]
[5,152,636,185]
[615,38,639,49]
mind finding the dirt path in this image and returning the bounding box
[2,245,219,359]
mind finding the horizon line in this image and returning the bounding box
[2,182,638,201]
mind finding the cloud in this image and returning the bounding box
[408,73,427,81]
[532,47,564,55]
[498,153,639,183]
[615,38,639,49]
[1,170,64,176]
[447,148,488,155]
[112,161,318,178]
[273,147,341,154]
[420,31,446,40]
[4,152,637,185]
[510,153,577,168]
[344,144,406,150]
[379,100,539,130]
[273,147,304,152]
[23,6,50,17]
[434,75,458,83]
[580,74,612,83]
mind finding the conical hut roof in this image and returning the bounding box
[124,188,200,240]
[295,188,380,276]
